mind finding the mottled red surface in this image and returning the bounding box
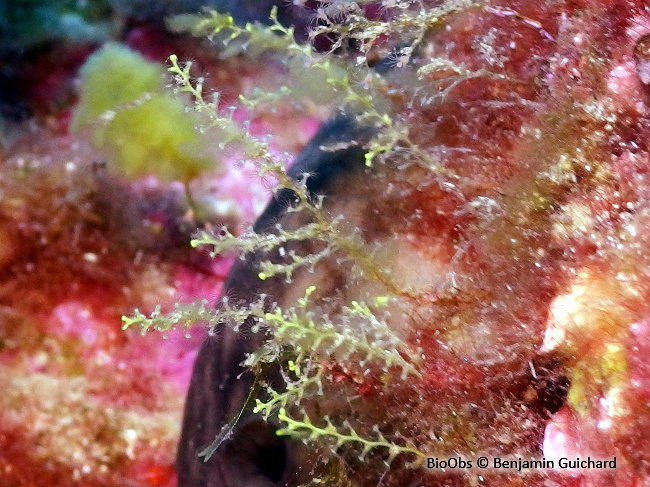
[379,1,650,485]
[0,19,329,483]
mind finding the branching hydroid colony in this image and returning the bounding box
[124,1,454,469]
[125,1,650,486]
[123,2,556,485]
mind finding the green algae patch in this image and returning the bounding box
[71,42,214,182]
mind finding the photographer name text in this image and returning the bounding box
[427,456,617,471]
